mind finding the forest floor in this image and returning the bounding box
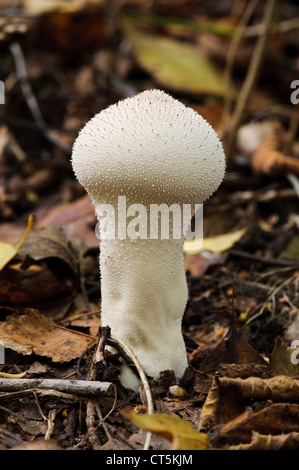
[0,0,299,451]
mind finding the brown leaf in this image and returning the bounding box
[217,363,265,379]
[0,265,72,303]
[199,375,299,432]
[36,195,97,247]
[252,137,299,177]
[0,309,94,362]
[221,404,299,443]
[17,225,78,278]
[184,252,224,276]
[227,431,299,450]
[268,337,299,379]
[192,324,266,373]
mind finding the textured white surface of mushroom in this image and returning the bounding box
[71,89,225,389]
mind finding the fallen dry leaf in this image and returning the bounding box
[252,137,299,177]
[268,337,299,379]
[199,375,299,432]
[123,410,209,450]
[17,225,78,278]
[227,431,299,450]
[220,403,299,443]
[0,264,72,303]
[190,324,266,373]
[0,309,95,362]
[36,195,97,247]
[184,251,224,276]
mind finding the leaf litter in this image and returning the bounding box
[0,0,299,451]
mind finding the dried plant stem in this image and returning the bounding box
[10,42,71,153]
[110,335,153,450]
[0,378,113,396]
[221,0,259,131]
[224,0,277,159]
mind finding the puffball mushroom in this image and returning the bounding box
[71,89,225,389]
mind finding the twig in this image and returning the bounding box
[221,0,259,131]
[0,388,80,402]
[229,248,299,267]
[0,370,28,379]
[95,403,112,441]
[85,327,113,450]
[85,327,153,450]
[110,335,153,451]
[9,42,71,153]
[224,0,277,159]
[45,409,58,441]
[231,267,239,324]
[76,342,96,380]
[245,16,299,37]
[286,173,299,199]
[86,400,103,449]
[33,391,47,421]
[0,378,114,397]
[0,425,24,448]
[105,423,140,450]
[246,275,295,325]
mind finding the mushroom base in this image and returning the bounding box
[99,237,188,389]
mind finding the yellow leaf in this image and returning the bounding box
[123,411,209,450]
[184,228,245,254]
[122,22,226,97]
[24,0,104,15]
[0,214,34,271]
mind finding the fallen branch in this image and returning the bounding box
[0,378,114,397]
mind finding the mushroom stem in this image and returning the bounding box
[99,234,188,388]
[71,89,226,390]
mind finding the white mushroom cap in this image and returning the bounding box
[71,89,225,389]
[72,89,225,208]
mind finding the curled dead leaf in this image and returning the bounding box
[227,430,299,450]
[252,137,299,177]
[0,214,34,271]
[269,337,299,379]
[0,309,95,362]
[17,225,78,278]
[199,375,299,433]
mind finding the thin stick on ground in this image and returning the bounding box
[110,335,153,451]
[87,329,154,450]
[0,378,114,396]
